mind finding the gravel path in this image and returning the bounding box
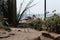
[0,28,53,40]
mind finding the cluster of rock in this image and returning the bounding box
[0,30,15,39]
[0,28,60,40]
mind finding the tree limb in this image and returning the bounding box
[17,0,24,19]
[26,0,34,8]
[27,2,38,9]
[18,0,38,22]
[18,8,27,22]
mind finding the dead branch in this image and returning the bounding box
[17,0,24,19]
[26,0,34,8]
[18,0,38,22]
[27,2,38,9]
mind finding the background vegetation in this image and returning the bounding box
[29,18,42,31]
[45,14,60,34]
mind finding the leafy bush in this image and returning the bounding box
[29,18,42,31]
[0,23,11,32]
[45,14,60,33]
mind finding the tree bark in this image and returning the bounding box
[8,0,17,27]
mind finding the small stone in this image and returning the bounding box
[9,33,15,35]
[9,32,15,36]
[18,30,21,32]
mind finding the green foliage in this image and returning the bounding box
[45,14,60,33]
[0,22,11,32]
[0,16,3,20]
[3,27,11,32]
[29,18,42,31]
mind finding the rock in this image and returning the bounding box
[9,31,15,36]
[9,33,15,35]
[54,36,60,40]
[0,31,10,38]
[42,33,54,39]
[18,30,21,32]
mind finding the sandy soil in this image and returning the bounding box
[0,28,53,40]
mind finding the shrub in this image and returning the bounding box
[45,14,60,33]
[29,18,42,31]
[0,23,11,32]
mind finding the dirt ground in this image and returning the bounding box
[0,28,53,40]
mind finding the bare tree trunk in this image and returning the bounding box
[8,0,17,27]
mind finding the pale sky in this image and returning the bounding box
[16,0,60,18]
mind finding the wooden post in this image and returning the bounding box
[44,0,46,20]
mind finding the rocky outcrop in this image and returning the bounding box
[42,33,54,39]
